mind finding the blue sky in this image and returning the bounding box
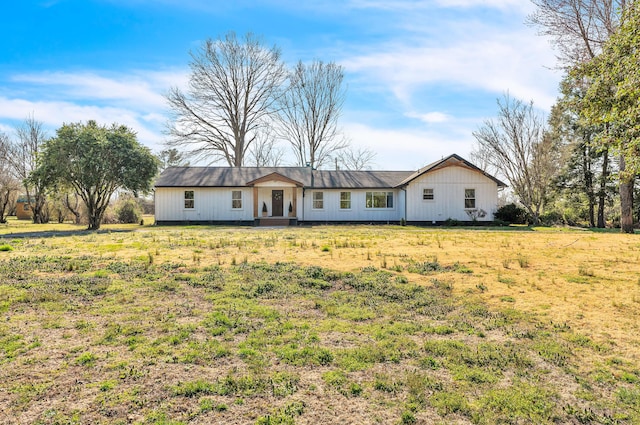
[0,0,561,170]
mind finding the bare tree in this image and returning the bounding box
[336,146,377,170]
[247,126,284,167]
[277,60,347,169]
[166,32,287,167]
[0,116,49,223]
[472,95,560,224]
[527,0,628,67]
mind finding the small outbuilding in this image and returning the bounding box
[15,196,32,220]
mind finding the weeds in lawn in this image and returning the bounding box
[0,225,639,424]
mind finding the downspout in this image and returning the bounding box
[303,163,314,224]
[401,186,407,223]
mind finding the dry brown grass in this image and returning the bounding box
[121,225,639,363]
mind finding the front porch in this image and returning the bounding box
[248,172,303,227]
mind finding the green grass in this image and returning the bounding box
[0,223,638,424]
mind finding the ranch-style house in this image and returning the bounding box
[153,153,507,226]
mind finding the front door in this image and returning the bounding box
[272,190,284,216]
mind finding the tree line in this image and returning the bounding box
[473,0,639,233]
[0,118,157,230]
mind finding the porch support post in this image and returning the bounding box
[253,187,258,218]
[292,188,297,216]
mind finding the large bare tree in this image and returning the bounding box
[473,95,560,225]
[528,0,633,231]
[528,0,628,67]
[276,60,347,169]
[166,32,287,167]
[0,116,49,223]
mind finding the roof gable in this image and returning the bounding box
[397,154,507,188]
[246,172,304,187]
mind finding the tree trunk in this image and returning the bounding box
[88,214,101,230]
[619,155,634,233]
[582,145,596,227]
[597,149,609,228]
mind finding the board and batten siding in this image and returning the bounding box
[405,166,498,222]
[302,189,403,222]
[155,187,254,222]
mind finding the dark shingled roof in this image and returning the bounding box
[154,167,413,189]
[154,154,507,189]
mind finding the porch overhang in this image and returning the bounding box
[247,173,303,220]
[246,172,304,188]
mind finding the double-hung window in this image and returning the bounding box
[313,192,324,209]
[184,190,194,209]
[464,189,476,209]
[366,191,393,208]
[340,192,351,209]
[232,190,242,209]
[423,188,434,201]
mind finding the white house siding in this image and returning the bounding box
[302,189,402,222]
[405,167,498,222]
[155,187,254,222]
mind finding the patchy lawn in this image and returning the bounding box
[0,223,638,424]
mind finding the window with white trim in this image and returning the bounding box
[340,192,351,209]
[231,190,242,209]
[464,189,476,209]
[423,188,434,200]
[184,190,194,209]
[313,192,324,209]
[366,191,393,208]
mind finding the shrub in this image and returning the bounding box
[539,210,564,226]
[494,203,528,224]
[116,197,142,224]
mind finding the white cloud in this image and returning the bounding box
[11,69,187,109]
[0,69,190,152]
[343,121,475,171]
[0,96,164,150]
[407,111,451,124]
[342,20,560,111]
[433,0,532,12]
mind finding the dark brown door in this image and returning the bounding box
[272,190,283,216]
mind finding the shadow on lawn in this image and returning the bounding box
[0,228,136,240]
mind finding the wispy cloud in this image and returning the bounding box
[0,68,187,150]
[11,70,186,109]
[341,14,559,112]
[406,111,451,124]
[343,121,475,170]
[0,97,162,144]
